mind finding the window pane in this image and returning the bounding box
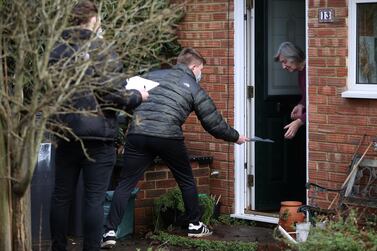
[357,3,377,84]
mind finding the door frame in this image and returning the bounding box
[232,0,309,224]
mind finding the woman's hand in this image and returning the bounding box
[291,104,304,120]
[284,119,303,139]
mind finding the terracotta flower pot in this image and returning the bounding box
[278,201,305,233]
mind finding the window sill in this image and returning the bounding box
[341,90,377,99]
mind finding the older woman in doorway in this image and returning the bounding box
[274,41,306,139]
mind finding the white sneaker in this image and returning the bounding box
[100,230,116,249]
[187,222,213,237]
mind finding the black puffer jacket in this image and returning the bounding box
[49,29,142,141]
[127,64,239,142]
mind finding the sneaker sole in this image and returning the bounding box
[188,232,213,238]
[100,240,116,249]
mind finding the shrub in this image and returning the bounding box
[154,187,215,231]
[296,211,377,251]
[211,214,256,227]
[151,231,258,251]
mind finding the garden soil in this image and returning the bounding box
[45,223,286,251]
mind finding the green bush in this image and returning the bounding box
[154,187,215,231]
[211,214,256,227]
[151,231,258,251]
[297,211,377,251]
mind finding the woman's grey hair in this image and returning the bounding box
[274,41,305,64]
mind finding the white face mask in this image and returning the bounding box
[96,27,104,38]
[195,71,202,83]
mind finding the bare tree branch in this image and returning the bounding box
[0,0,184,248]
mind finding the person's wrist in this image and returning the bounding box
[296,118,304,126]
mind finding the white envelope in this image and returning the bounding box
[126,76,159,91]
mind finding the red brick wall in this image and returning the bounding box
[133,0,377,232]
[308,0,377,209]
[134,161,210,233]
[177,0,236,214]
[133,0,236,233]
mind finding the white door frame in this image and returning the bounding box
[233,0,278,224]
[232,0,308,224]
[233,0,248,218]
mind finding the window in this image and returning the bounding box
[342,0,377,98]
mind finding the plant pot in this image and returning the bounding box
[278,201,305,233]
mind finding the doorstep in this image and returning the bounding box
[232,211,279,224]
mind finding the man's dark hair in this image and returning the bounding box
[177,48,206,66]
[71,1,98,26]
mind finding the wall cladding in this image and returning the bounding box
[308,0,377,209]
[134,160,210,233]
[177,0,236,214]
[133,0,236,233]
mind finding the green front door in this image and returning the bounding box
[254,0,306,211]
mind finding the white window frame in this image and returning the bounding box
[342,0,377,99]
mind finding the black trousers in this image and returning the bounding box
[50,140,116,251]
[104,134,200,231]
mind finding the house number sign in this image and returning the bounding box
[318,8,334,23]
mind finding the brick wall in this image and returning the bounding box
[308,0,377,208]
[133,0,377,232]
[133,160,210,233]
[133,0,236,233]
[177,0,236,213]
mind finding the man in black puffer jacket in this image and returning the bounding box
[49,2,148,251]
[101,48,249,248]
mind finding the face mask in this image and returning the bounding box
[96,27,104,39]
[195,71,202,83]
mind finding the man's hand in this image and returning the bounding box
[117,145,124,155]
[236,135,249,145]
[284,119,303,139]
[138,88,149,101]
[291,104,304,120]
